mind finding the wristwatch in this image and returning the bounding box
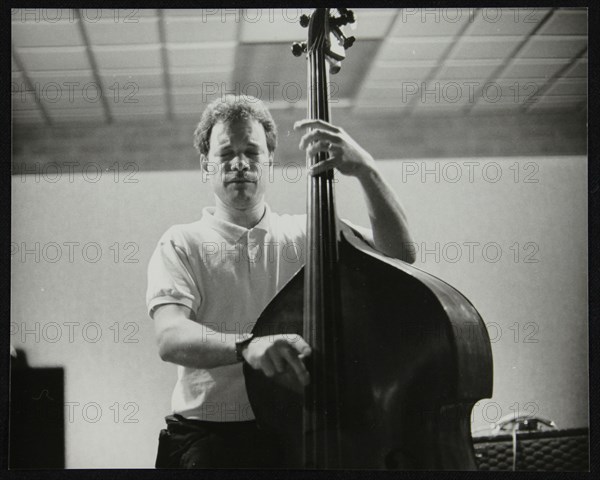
[234,333,254,363]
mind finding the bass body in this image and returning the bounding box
[244,222,493,469]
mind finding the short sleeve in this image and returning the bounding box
[146,228,202,318]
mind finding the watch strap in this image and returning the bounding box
[234,333,254,362]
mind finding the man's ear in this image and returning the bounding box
[200,154,209,173]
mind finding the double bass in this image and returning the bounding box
[244,8,493,470]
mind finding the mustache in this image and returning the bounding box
[224,174,258,183]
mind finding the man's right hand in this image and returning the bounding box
[242,334,311,386]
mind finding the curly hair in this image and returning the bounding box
[193,95,278,156]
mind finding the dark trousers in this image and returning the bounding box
[156,414,284,469]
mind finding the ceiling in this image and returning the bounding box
[11,7,588,126]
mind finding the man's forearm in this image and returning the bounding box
[357,166,416,263]
[157,313,239,369]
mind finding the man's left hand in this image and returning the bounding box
[294,119,376,179]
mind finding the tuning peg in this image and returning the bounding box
[331,24,356,51]
[299,14,310,28]
[333,8,356,26]
[291,42,307,57]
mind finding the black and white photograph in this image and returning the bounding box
[9,6,589,471]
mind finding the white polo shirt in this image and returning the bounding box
[146,204,373,422]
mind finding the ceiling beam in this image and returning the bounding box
[11,47,52,125]
[404,8,481,116]
[226,9,255,107]
[463,8,556,114]
[75,9,113,124]
[157,9,174,121]
[350,9,402,113]
[522,44,588,113]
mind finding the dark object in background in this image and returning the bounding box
[10,349,65,468]
[474,428,589,471]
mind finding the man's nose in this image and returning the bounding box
[231,155,250,171]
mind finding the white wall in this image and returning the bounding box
[11,155,587,467]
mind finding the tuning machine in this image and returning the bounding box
[291,14,310,57]
[299,14,310,28]
[330,8,356,51]
[291,42,307,57]
[331,8,356,27]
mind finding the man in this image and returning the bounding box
[147,95,415,468]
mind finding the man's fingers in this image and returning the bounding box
[299,130,340,150]
[294,119,340,133]
[259,356,276,377]
[267,347,286,374]
[287,335,311,356]
[281,348,310,386]
[254,335,311,384]
[306,140,333,158]
[309,158,340,175]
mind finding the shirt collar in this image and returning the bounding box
[200,204,271,243]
